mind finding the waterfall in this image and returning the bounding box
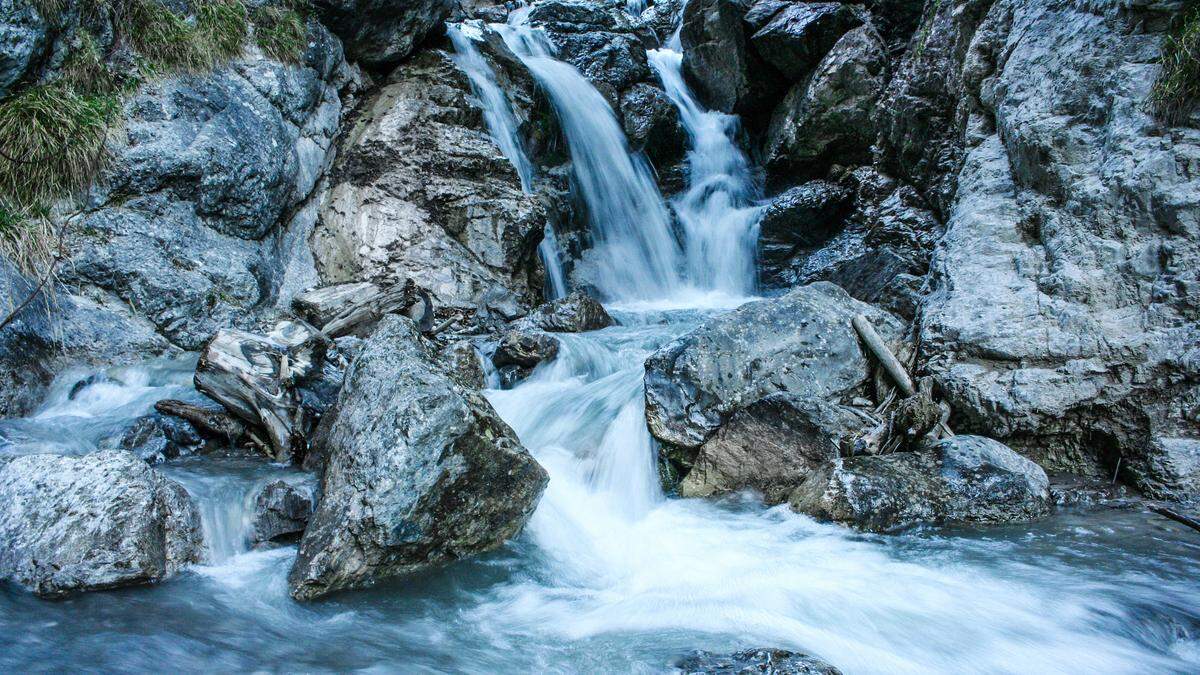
[647,48,761,297]
[448,21,569,299]
[495,22,685,302]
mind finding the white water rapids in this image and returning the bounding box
[1,8,1199,674]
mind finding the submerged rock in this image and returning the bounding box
[115,413,205,464]
[516,291,614,332]
[789,435,1052,532]
[0,450,204,598]
[252,479,316,545]
[679,394,870,503]
[676,647,841,674]
[644,282,903,451]
[288,316,547,600]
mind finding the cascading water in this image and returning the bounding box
[648,47,761,297]
[495,21,686,301]
[449,21,568,300]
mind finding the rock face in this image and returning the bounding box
[288,316,547,600]
[679,394,870,503]
[0,450,204,598]
[903,0,1200,499]
[516,291,614,332]
[764,24,888,180]
[310,49,551,314]
[58,25,351,350]
[757,180,853,287]
[620,83,686,165]
[676,648,842,675]
[789,435,1052,532]
[312,0,454,66]
[748,2,862,82]
[251,479,316,545]
[0,0,45,99]
[680,0,783,116]
[644,282,904,451]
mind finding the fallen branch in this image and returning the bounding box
[1149,504,1200,534]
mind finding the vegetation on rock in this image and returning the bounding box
[1151,0,1200,125]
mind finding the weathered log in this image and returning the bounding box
[852,314,915,396]
[154,399,246,443]
[322,279,418,338]
[1149,504,1200,534]
[193,329,321,463]
[292,282,380,328]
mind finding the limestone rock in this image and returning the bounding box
[288,316,547,600]
[757,180,853,287]
[0,450,204,598]
[748,1,862,81]
[679,394,870,503]
[680,0,784,116]
[644,282,904,450]
[251,479,316,545]
[789,435,1052,532]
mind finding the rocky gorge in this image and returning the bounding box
[0,0,1198,672]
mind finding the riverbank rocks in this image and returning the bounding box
[312,0,454,66]
[288,316,547,600]
[748,2,862,82]
[758,181,853,287]
[252,479,317,545]
[789,435,1052,532]
[678,394,870,503]
[310,48,550,313]
[516,291,614,332]
[644,282,903,451]
[0,450,204,598]
[676,648,841,674]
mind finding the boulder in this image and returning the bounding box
[493,330,560,385]
[644,282,904,450]
[516,291,614,332]
[676,648,841,674]
[789,435,1052,532]
[763,24,887,180]
[312,0,455,66]
[620,83,687,166]
[748,1,862,81]
[114,413,205,465]
[288,316,547,600]
[311,49,550,313]
[251,479,316,544]
[757,180,853,287]
[438,340,487,390]
[679,394,870,503]
[0,450,204,598]
[680,0,784,117]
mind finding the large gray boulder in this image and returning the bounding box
[312,0,455,66]
[763,24,888,180]
[516,290,614,332]
[310,49,551,314]
[644,282,904,451]
[678,394,870,503]
[288,316,547,600]
[757,180,853,287]
[789,435,1052,532]
[620,83,687,166]
[0,450,204,598]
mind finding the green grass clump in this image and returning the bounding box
[1151,0,1200,126]
[0,84,118,208]
[252,5,309,62]
[128,0,250,72]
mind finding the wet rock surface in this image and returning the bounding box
[757,180,853,287]
[676,648,842,674]
[516,291,614,332]
[312,0,454,66]
[0,450,204,597]
[115,413,205,465]
[252,479,317,545]
[288,316,547,600]
[644,282,903,451]
[789,435,1053,532]
[748,2,862,82]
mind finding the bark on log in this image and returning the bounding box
[322,279,418,338]
[154,399,246,443]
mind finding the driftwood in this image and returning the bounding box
[321,279,418,338]
[292,282,380,327]
[193,329,323,463]
[154,399,246,443]
[1149,504,1200,534]
[852,314,915,396]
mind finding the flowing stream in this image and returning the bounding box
[1,11,1199,675]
